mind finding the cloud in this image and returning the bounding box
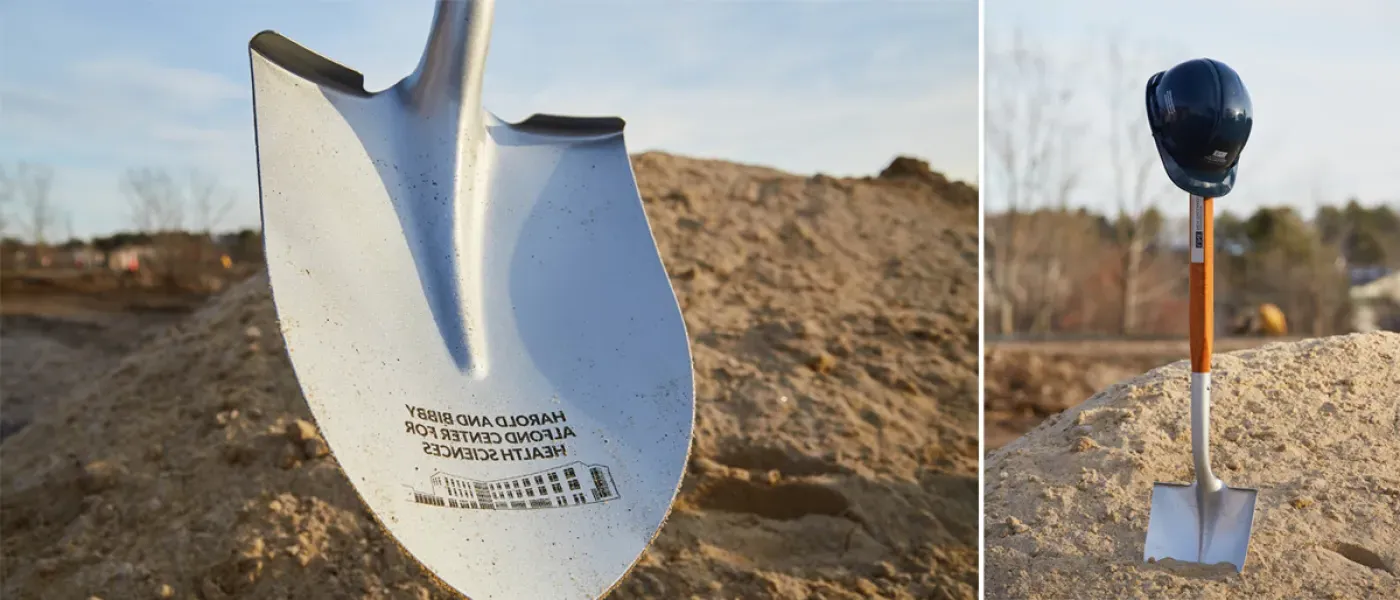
[1,54,252,162]
[0,53,258,237]
[70,57,247,108]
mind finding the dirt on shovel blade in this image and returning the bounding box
[0,153,980,600]
[986,332,1400,600]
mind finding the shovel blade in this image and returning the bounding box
[1144,482,1257,571]
[250,33,694,600]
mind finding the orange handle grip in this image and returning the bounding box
[1189,196,1214,373]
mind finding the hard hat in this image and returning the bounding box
[1144,58,1253,197]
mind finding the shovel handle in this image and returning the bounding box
[1189,195,1214,373]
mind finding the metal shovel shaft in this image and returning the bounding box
[407,0,493,123]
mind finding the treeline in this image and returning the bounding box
[985,200,1399,337]
[2,228,262,253]
[1,161,245,248]
[1,160,266,278]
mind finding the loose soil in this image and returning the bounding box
[0,152,980,599]
[985,332,1400,599]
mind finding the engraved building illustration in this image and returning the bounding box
[409,461,618,510]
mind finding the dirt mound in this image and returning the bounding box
[983,349,1160,450]
[0,313,186,442]
[874,156,977,209]
[985,332,1400,599]
[1,152,979,599]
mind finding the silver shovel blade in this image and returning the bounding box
[249,24,694,600]
[1144,481,1257,571]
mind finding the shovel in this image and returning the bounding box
[248,1,695,598]
[1143,194,1257,571]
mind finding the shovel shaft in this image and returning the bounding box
[1188,195,1219,487]
[408,0,495,117]
[1191,372,1218,486]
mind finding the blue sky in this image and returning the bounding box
[985,0,1400,218]
[0,0,977,240]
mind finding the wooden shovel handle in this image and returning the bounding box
[1189,196,1214,373]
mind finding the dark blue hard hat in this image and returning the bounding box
[1144,58,1253,197]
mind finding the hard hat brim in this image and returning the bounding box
[1151,134,1237,198]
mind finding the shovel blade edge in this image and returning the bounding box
[1145,482,1258,572]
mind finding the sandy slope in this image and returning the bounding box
[1,152,979,599]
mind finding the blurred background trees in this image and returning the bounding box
[1,161,262,293]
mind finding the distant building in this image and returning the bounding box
[65,246,105,268]
[106,245,155,272]
[1350,270,1400,333]
[408,461,619,511]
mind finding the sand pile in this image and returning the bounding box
[985,332,1400,599]
[0,313,183,442]
[983,349,1158,450]
[1,152,979,599]
[0,316,107,440]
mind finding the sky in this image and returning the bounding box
[0,0,978,241]
[985,0,1400,219]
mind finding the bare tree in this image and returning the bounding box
[123,167,236,234]
[189,170,236,236]
[1303,174,1353,335]
[0,170,9,239]
[1101,37,1176,335]
[122,167,187,232]
[985,31,1086,335]
[1007,207,1107,334]
[187,170,236,269]
[120,167,239,286]
[0,162,58,246]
